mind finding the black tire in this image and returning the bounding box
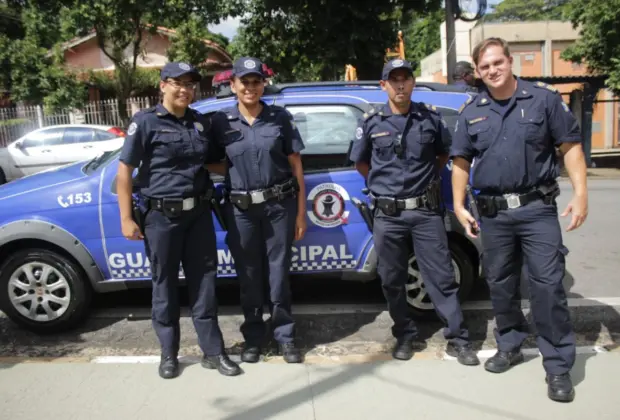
[0,248,92,334]
[406,241,476,319]
[0,168,6,185]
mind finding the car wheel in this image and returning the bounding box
[405,242,476,317]
[0,248,92,334]
[0,168,6,185]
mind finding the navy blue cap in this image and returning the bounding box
[160,62,201,82]
[232,57,266,78]
[382,59,416,80]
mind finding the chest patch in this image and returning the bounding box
[371,131,390,138]
[468,117,488,125]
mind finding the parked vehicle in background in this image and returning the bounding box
[0,124,126,184]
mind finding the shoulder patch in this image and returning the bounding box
[458,96,474,114]
[534,81,558,93]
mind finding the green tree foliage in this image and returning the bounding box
[561,0,620,94]
[228,0,442,82]
[401,9,443,76]
[484,0,570,21]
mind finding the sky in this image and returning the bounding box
[208,1,504,40]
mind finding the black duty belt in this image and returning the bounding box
[476,182,560,215]
[369,193,427,211]
[228,178,299,210]
[146,189,213,215]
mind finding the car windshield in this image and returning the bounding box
[82,147,122,175]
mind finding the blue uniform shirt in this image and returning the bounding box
[210,101,305,191]
[449,77,582,194]
[349,101,451,198]
[119,103,221,198]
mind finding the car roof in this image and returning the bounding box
[192,81,475,115]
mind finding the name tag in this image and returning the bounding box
[371,131,390,138]
[468,117,487,125]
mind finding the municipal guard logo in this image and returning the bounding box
[307,183,351,228]
[392,59,404,67]
[244,60,257,69]
[179,63,190,71]
[194,122,204,132]
[355,127,363,140]
[127,122,137,136]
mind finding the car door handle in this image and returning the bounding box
[41,149,52,153]
[83,145,93,149]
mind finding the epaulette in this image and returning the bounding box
[458,95,474,114]
[362,107,377,121]
[533,81,558,93]
[424,103,438,113]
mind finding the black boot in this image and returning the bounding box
[446,342,480,366]
[392,338,414,360]
[484,350,524,373]
[241,345,261,363]
[546,374,575,402]
[202,354,242,376]
[158,356,179,379]
[279,342,303,363]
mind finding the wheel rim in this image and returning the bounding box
[7,262,71,322]
[405,255,461,311]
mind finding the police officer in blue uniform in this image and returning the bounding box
[349,58,479,366]
[450,38,588,403]
[117,62,242,379]
[208,57,307,364]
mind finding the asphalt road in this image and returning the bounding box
[0,178,619,359]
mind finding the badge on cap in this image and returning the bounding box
[392,59,404,67]
[127,122,137,136]
[194,122,203,132]
[244,60,257,69]
[179,63,190,71]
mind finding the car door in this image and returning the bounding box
[273,97,373,274]
[55,126,103,163]
[9,127,66,176]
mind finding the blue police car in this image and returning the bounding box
[0,81,483,333]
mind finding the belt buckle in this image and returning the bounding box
[182,197,195,210]
[403,197,418,210]
[503,193,521,209]
[250,190,266,204]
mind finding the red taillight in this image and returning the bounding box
[213,70,232,85]
[108,127,126,137]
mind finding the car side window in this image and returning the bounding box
[63,127,96,144]
[94,130,119,141]
[287,105,362,155]
[21,127,65,148]
[433,106,459,136]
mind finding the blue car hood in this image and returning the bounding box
[0,161,88,200]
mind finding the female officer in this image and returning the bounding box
[117,62,241,379]
[209,57,307,364]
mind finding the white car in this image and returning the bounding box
[0,124,126,184]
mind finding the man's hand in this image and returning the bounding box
[121,217,143,240]
[455,207,479,239]
[294,214,307,241]
[561,193,588,232]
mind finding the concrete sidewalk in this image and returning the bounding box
[1,351,619,420]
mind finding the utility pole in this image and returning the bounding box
[445,0,457,84]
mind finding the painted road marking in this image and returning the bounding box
[76,297,620,318]
[0,346,614,366]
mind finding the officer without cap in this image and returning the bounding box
[208,57,307,364]
[450,37,588,402]
[452,61,477,92]
[117,62,241,379]
[349,58,479,365]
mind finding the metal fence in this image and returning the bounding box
[0,96,160,147]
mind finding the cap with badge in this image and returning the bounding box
[160,62,202,82]
[232,56,266,78]
[382,58,416,80]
